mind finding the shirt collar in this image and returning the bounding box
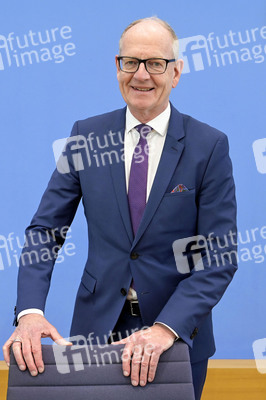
[125,103,171,137]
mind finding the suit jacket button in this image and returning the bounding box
[130,252,139,260]
[120,288,127,296]
[190,327,199,340]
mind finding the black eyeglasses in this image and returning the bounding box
[117,56,176,75]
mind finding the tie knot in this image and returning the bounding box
[134,124,152,139]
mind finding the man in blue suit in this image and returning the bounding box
[3,17,237,399]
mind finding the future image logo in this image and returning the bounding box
[179,35,211,73]
[53,130,126,172]
[0,26,76,71]
[179,26,266,73]
[172,235,211,274]
[0,227,76,271]
[52,334,127,374]
[53,335,91,374]
[53,136,92,174]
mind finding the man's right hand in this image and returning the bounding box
[2,314,72,376]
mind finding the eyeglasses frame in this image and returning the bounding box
[117,56,176,75]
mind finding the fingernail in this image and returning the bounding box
[140,380,145,386]
[38,367,44,373]
[31,370,38,376]
[7,363,10,367]
[148,377,153,382]
[132,380,138,386]
[123,370,129,376]
[19,365,26,371]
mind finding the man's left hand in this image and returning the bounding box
[112,324,176,386]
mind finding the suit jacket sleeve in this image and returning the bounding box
[155,133,237,347]
[15,122,82,318]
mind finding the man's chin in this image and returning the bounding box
[128,98,155,112]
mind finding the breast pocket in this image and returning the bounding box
[155,188,197,235]
[163,188,195,197]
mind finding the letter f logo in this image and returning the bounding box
[0,35,11,70]
[179,35,211,74]
[172,235,211,274]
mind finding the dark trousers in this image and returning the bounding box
[110,302,208,400]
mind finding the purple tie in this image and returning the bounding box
[128,124,152,235]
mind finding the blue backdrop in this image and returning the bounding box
[1,0,266,360]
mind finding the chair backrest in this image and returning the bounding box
[7,341,195,400]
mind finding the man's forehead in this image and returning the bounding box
[120,21,173,53]
[122,21,172,41]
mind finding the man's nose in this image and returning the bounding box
[133,62,151,80]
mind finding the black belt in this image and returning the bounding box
[124,300,141,317]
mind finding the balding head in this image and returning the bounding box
[119,17,179,60]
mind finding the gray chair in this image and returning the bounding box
[7,342,195,400]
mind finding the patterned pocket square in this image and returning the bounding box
[171,184,189,193]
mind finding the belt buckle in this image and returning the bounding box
[129,300,139,317]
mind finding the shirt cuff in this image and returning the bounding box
[17,309,44,321]
[154,321,180,340]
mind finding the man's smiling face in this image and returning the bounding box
[116,21,183,123]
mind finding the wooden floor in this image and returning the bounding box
[1,360,265,399]
[202,360,266,400]
[0,363,8,400]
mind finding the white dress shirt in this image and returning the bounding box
[18,103,179,339]
[124,103,170,201]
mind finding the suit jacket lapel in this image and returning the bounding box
[109,107,134,243]
[132,105,185,247]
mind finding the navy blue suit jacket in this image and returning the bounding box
[16,104,237,363]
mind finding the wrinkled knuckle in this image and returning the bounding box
[149,361,157,368]
[132,359,141,366]
[22,349,31,357]
[31,347,39,355]
[136,347,143,354]
[133,351,142,359]
[49,326,57,335]
[133,354,142,361]
[141,361,149,368]
[141,341,148,348]
[144,344,153,352]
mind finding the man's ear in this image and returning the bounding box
[172,59,184,88]
[115,55,120,77]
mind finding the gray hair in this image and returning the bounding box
[119,17,179,59]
